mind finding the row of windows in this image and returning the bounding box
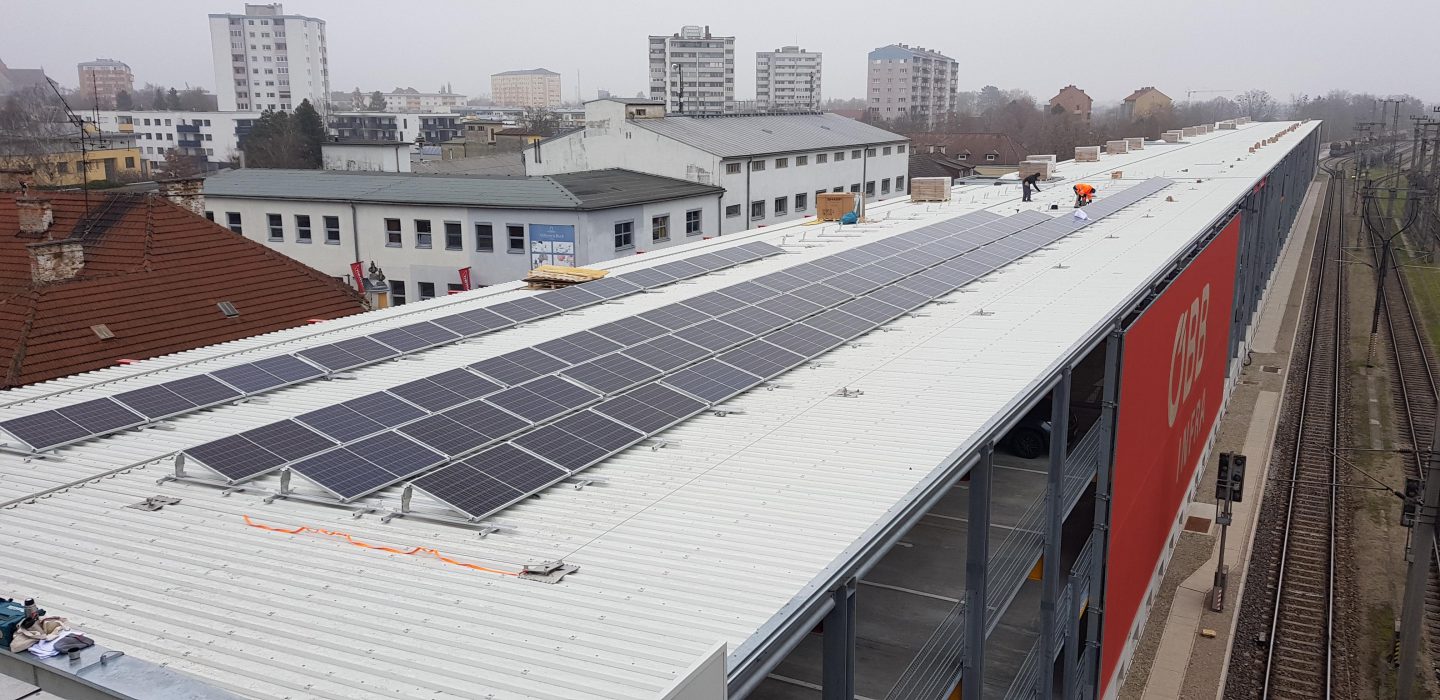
[726,145,906,174]
[723,177,906,221]
[387,280,466,305]
[613,210,704,250]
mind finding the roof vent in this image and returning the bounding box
[91,324,115,340]
[217,301,239,318]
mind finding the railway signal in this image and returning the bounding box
[1400,478,1420,527]
[1210,451,1246,612]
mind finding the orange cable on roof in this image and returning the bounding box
[242,514,518,576]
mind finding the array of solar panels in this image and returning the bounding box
[0,242,786,453]
[177,177,1172,519]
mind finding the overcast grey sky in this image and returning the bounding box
[4,0,1436,105]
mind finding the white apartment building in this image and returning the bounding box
[490,69,562,109]
[382,87,467,113]
[209,3,329,113]
[93,110,261,167]
[328,112,462,144]
[866,44,959,126]
[202,168,724,296]
[756,46,821,112]
[648,26,734,115]
[528,98,910,235]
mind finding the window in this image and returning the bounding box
[507,225,525,252]
[850,183,861,193]
[390,280,406,305]
[750,160,765,172]
[124,157,135,168]
[295,214,311,242]
[775,157,788,169]
[957,153,968,161]
[796,155,808,166]
[414,219,432,248]
[725,204,741,218]
[986,153,997,162]
[834,151,845,161]
[444,221,462,250]
[896,176,905,192]
[614,220,635,249]
[774,196,788,216]
[652,214,669,242]
[685,209,702,235]
[323,215,340,244]
[816,153,828,164]
[852,150,862,159]
[225,212,243,234]
[833,186,844,193]
[898,145,907,154]
[865,181,876,197]
[751,200,765,220]
[205,211,214,221]
[795,192,808,211]
[725,162,741,174]
[418,282,436,300]
[881,178,892,195]
[865,148,876,157]
[447,283,463,295]
[384,218,402,246]
[475,223,494,251]
[56,162,69,174]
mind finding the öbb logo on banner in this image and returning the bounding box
[1167,283,1211,427]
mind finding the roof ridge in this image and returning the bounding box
[2,289,39,387]
[541,176,585,206]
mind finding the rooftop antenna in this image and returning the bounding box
[46,77,96,219]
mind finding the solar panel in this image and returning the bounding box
[295,431,445,501]
[574,277,644,300]
[488,296,562,323]
[389,377,469,412]
[210,362,288,393]
[662,359,764,404]
[752,270,810,293]
[535,331,624,364]
[872,256,930,276]
[807,256,858,274]
[616,267,680,289]
[398,414,491,456]
[716,281,775,305]
[780,263,835,284]
[677,291,746,316]
[334,337,397,365]
[295,403,387,442]
[432,368,502,399]
[406,322,461,345]
[296,344,365,372]
[469,348,568,386]
[893,273,958,298]
[836,297,907,324]
[511,424,614,472]
[240,419,335,462]
[801,308,876,341]
[459,308,514,332]
[464,443,569,492]
[852,264,909,287]
[789,283,852,308]
[411,463,524,519]
[764,324,845,356]
[439,400,529,441]
[114,384,193,419]
[430,312,491,337]
[165,374,242,407]
[685,252,733,272]
[185,434,285,482]
[561,353,662,394]
[754,295,826,321]
[485,377,597,423]
[0,411,89,451]
[589,317,669,346]
[622,335,710,371]
[731,240,787,258]
[822,272,885,296]
[593,385,705,433]
[966,249,1011,267]
[673,319,754,351]
[649,259,709,280]
[716,307,790,335]
[370,327,431,353]
[347,391,427,425]
[551,410,645,452]
[870,284,939,312]
[637,304,710,331]
[255,355,325,383]
[539,285,605,311]
[55,399,144,434]
[707,247,755,265]
[717,340,806,378]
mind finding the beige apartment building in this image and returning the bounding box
[490,68,562,109]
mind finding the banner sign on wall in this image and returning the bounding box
[529,224,576,268]
[349,261,365,293]
[458,267,472,291]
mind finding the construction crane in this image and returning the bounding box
[1186,88,1235,101]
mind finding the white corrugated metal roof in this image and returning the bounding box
[0,122,1319,699]
[632,113,907,158]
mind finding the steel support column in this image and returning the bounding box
[1042,368,1073,699]
[1079,329,1123,699]
[822,578,857,700]
[962,446,994,700]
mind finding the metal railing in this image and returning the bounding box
[884,599,970,699]
[1004,636,1043,700]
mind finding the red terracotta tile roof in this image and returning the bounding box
[0,191,368,388]
[904,133,1029,166]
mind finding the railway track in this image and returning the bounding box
[1228,156,1351,699]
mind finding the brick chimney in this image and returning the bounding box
[28,239,85,284]
[16,196,54,237]
[157,177,206,217]
[0,168,35,192]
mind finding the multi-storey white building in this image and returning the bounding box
[648,26,734,115]
[866,44,958,126]
[202,168,725,295]
[755,46,821,113]
[490,69,562,109]
[382,87,467,113]
[528,98,910,234]
[93,110,261,167]
[327,112,462,145]
[209,3,329,113]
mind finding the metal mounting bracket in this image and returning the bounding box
[832,387,864,398]
[519,560,580,584]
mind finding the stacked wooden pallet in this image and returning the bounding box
[524,265,607,289]
[909,177,953,203]
[1075,146,1101,162]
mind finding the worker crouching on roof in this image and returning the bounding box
[1022,172,1040,202]
[1074,183,1095,208]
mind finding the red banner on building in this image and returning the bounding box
[1102,214,1241,692]
[349,261,365,293]
[459,267,472,291]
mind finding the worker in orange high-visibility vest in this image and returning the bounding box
[1073,183,1096,208]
